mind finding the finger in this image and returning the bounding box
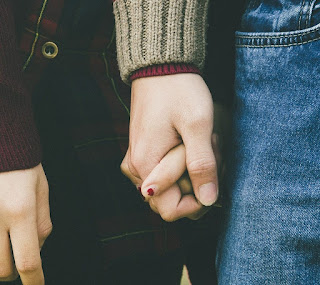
[141,144,186,199]
[126,146,142,180]
[177,173,193,195]
[151,183,204,222]
[121,151,143,187]
[149,199,159,214]
[10,218,44,285]
[183,130,218,207]
[177,135,221,199]
[36,170,53,249]
[121,151,146,201]
[142,134,219,200]
[174,194,208,220]
[187,206,211,220]
[0,231,18,281]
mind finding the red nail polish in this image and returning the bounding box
[137,186,142,193]
[147,188,154,196]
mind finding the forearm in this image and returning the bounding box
[0,0,41,172]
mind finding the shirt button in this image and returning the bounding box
[42,42,59,59]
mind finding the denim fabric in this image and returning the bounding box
[216,1,320,284]
[241,0,320,32]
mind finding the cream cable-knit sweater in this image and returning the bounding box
[113,0,210,84]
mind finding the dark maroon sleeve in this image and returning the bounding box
[0,0,41,172]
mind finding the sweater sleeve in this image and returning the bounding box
[113,0,209,84]
[0,0,41,172]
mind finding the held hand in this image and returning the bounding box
[0,164,52,285]
[122,134,221,221]
[122,144,208,220]
[122,74,218,220]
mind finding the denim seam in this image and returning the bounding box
[305,0,312,28]
[236,35,320,47]
[299,0,307,29]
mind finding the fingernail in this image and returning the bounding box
[147,188,155,196]
[199,182,217,206]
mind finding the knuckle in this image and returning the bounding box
[186,113,212,130]
[120,160,129,175]
[129,153,145,171]
[187,157,216,176]
[16,259,41,274]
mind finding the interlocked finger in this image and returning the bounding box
[149,183,205,222]
[177,173,193,195]
[121,151,143,186]
[141,144,187,200]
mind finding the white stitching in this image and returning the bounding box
[236,25,320,39]
[236,34,320,47]
[299,0,307,29]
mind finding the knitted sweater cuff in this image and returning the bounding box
[113,0,209,84]
[0,84,42,172]
[130,63,201,81]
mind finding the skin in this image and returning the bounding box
[0,73,228,284]
[0,164,52,285]
[121,73,220,221]
[122,133,222,220]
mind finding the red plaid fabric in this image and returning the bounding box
[2,1,221,284]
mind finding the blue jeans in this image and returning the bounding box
[217,1,320,284]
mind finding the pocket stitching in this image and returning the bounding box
[236,22,320,47]
[236,35,320,47]
[236,25,320,39]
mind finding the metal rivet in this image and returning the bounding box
[42,42,58,59]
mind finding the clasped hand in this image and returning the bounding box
[121,74,221,221]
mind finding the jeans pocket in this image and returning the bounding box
[240,0,320,33]
[310,0,320,27]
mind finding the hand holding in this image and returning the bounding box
[122,74,219,221]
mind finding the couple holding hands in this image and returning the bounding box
[1,0,319,284]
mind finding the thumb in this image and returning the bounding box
[184,132,218,206]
